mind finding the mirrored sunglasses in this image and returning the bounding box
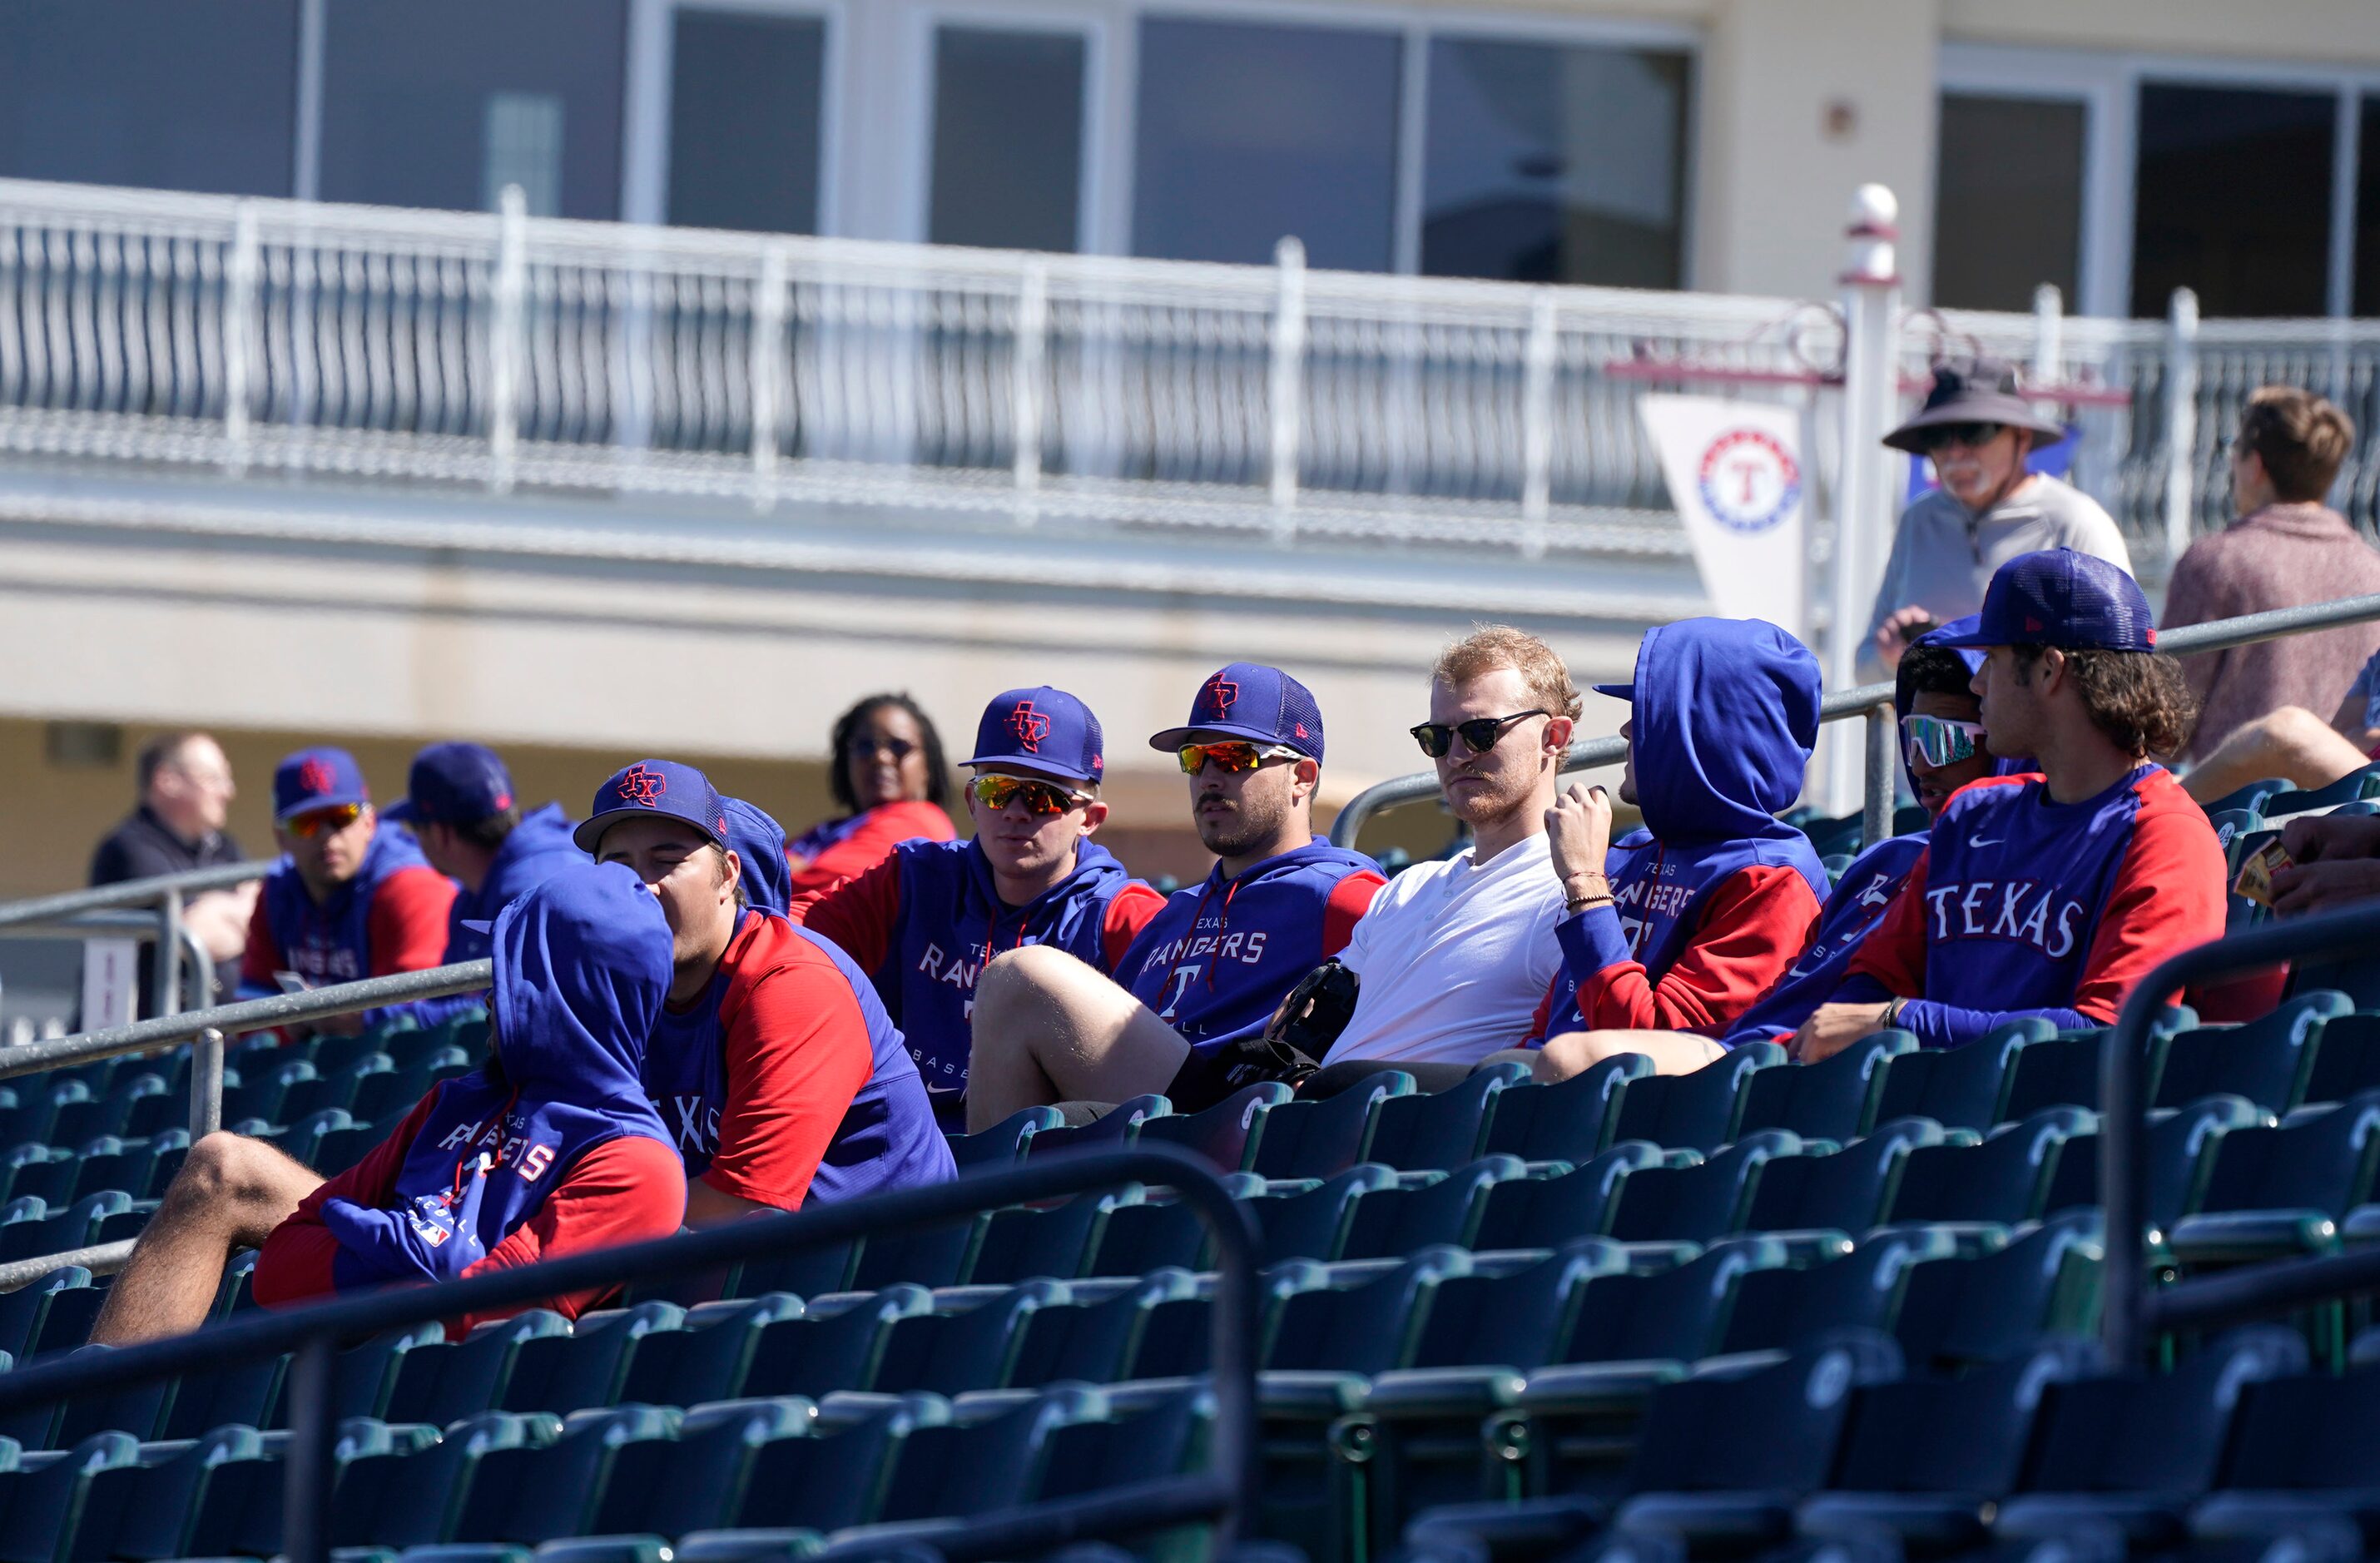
[1902,713,1986,772]
[969,774,1088,816]
[285,801,365,839]
[1177,741,1303,777]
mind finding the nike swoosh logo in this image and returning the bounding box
[1969,836,2002,848]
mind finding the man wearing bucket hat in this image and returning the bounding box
[1867,360,2130,675]
[582,760,954,1219]
[964,664,1386,1125]
[1796,548,2224,1062]
[796,687,1164,1120]
[236,746,456,1034]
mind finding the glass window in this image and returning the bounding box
[668,8,826,235]
[319,0,627,219]
[930,27,1085,251]
[1421,37,1689,288]
[2354,97,2380,315]
[0,0,297,196]
[2132,83,2335,318]
[1133,18,1401,271]
[1932,93,2085,311]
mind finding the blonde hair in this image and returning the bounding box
[1432,624,1582,722]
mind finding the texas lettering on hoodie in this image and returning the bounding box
[1537,618,1830,1040]
[1832,763,2226,1047]
[796,836,1164,1092]
[1119,839,1384,1053]
[251,861,687,1337]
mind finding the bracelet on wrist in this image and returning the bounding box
[1565,893,1615,914]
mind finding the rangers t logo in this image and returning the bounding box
[617,763,667,806]
[1008,702,1051,752]
[297,757,335,796]
[1202,675,1239,718]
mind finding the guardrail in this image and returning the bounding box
[2101,901,2380,1367]
[15,176,2380,558]
[0,1143,1261,1563]
[0,860,273,1024]
[1329,590,2380,857]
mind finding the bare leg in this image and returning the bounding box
[91,1132,321,1345]
[2184,706,2372,805]
[966,945,1190,1132]
[1518,1030,1727,1082]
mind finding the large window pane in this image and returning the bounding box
[1421,37,1688,288]
[320,0,627,218]
[669,9,824,234]
[1932,94,2084,311]
[2354,97,2380,315]
[0,0,296,196]
[1133,19,1401,271]
[931,27,1084,251]
[2132,83,2334,318]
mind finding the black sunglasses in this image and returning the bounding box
[1916,422,2005,453]
[1410,709,1549,759]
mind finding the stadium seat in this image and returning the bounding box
[948,1107,1064,1170]
[500,1304,688,1417]
[1006,1270,1199,1390]
[1482,1055,1649,1170]
[1361,1064,1529,1173]
[2203,779,2290,818]
[1603,1132,1799,1245]
[851,1212,990,1291]
[614,1295,807,1412]
[1999,1008,2193,1120]
[1469,1143,1668,1256]
[2192,1363,2380,1545]
[0,1429,143,1563]
[1338,1157,1528,1262]
[739,1286,935,1402]
[1134,1082,1292,1172]
[386,1311,578,1427]
[1878,1106,2093,1243]
[2259,767,2380,820]
[871,1280,1067,1397]
[970,1191,1139,1285]
[1871,1020,2048,1132]
[703,1392,944,1539]
[63,1422,261,1561]
[573,1397,813,1546]
[334,1412,563,1551]
[1232,1164,1387,1268]
[1019,1095,1170,1159]
[2299,1012,2380,1105]
[853,1386,1104,1535]
[1712,1228,1959,1360]
[2168,1093,2380,1268]
[1083,1173,1264,1278]
[1889,1210,2105,1374]
[2041,1094,2266,1234]
[1735,1032,1915,1143]
[1607,1044,1783,1154]
[446,1404,682,1545]
[1248,1072,1416,1180]
[2154,992,2352,1113]
[724,1235,860,1302]
[1740,1118,1942,1253]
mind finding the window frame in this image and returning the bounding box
[1941,41,2380,318]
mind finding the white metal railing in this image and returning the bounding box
[7,176,2380,558]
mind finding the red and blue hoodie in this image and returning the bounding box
[797,836,1163,1097]
[1118,839,1384,1053]
[240,824,456,1028]
[254,861,687,1335]
[1536,618,1830,1040]
[414,801,585,1028]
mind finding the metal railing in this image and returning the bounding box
[2102,901,2380,1367]
[13,176,2380,557]
[0,860,272,1025]
[0,1142,1261,1563]
[1328,589,2380,856]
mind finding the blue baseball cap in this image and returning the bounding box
[964,687,1105,786]
[384,742,516,826]
[1931,548,2157,653]
[573,759,730,855]
[1148,662,1326,762]
[273,747,370,824]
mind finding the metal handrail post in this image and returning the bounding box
[283,1336,339,1563]
[1862,701,1897,853]
[0,1146,1262,1563]
[152,886,183,1020]
[2100,901,2380,1366]
[189,1026,225,1138]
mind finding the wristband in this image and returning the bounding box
[1882,996,1906,1029]
[1565,893,1614,914]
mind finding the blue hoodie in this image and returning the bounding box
[247,823,449,1029]
[1117,839,1383,1054]
[1542,618,1832,1038]
[318,861,679,1289]
[721,797,794,918]
[414,802,585,1027]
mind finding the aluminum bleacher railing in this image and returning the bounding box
[0,1142,1262,1563]
[1328,589,2380,857]
[0,859,272,1024]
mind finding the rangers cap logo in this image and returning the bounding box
[617,763,667,806]
[297,757,335,796]
[1007,702,1051,752]
[1201,675,1239,718]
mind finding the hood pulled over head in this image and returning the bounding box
[1620,618,1820,843]
[721,796,791,918]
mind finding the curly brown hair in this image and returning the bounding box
[2016,645,2199,758]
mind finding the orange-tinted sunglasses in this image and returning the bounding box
[969,774,1088,816]
[284,802,364,838]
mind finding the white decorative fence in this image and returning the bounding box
[3,176,2379,563]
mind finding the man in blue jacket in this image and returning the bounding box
[798,687,1164,1122]
[964,663,1384,1126]
[388,742,582,1025]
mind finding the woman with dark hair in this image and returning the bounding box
[787,693,957,909]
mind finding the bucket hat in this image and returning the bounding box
[1884,359,2068,454]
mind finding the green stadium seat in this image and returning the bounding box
[65,1422,261,1561]
[1890,1210,2103,1375]
[1361,1064,1528,1173]
[1736,1032,1915,1144]
[2040,1094,2265,1233]
[1133,1081,1292,1172]
[575,1397,813,1546]
[2169,1093,2380,1268]
[1339,1156,1529,1261]
[1604,1131,1799,1245]
[1872,1019,2049,1131]
[1877,1106,2092,1243]
[2203,779,2289,818]
[1019,1094,1169,1159]
[498,1305,687,1418]
[1741,1118,1941,1253]
[1247,1071,1415,1180]
[1604,1044,1783,1154]
[1469,1142,1668,1256]
[722,1236,859,1301]
[2259,767,2380,820]
[0,1430,141,1563]
[0,1194,131,1265]
[2155,992,2352,1114]
[2192,1364,2380,1546]
[855,1386,1103,1533]
[850,1212,989,1292]
[1082,1173,1262,1278]
[384,1312,577,1428]
[870,1281,1067,1397]
[702,1392,943,1540]
[1714,1228,1958,1361]
[615,1296,805,1412]
[969,1191,1139,1286]
[946,1108,1062,1171]
[1006,1271,1197,1390]
[1246,1164,1396,1267]
[1482,1055,1649,1170]
[2300,1012,2380,1105]
[738,1286,934,1402]
[446,1406,681,1546]
[333,1412,563,1552]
